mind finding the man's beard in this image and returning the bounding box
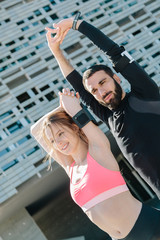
[99,79,123,110]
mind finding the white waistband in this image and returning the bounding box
[81,184,129,212]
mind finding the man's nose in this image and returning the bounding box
[98,87,106,97]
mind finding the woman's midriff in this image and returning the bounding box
[85,190,142,239]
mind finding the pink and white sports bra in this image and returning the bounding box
[70,152,128,212]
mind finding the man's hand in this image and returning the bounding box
[45,27,70,54]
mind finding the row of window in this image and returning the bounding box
[0,145,40,172]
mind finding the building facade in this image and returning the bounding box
[0,0,160,239]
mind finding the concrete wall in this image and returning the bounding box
[0,208,47,240]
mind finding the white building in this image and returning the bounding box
[0,0,160,239]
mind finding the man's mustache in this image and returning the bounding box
[102,91,112,101]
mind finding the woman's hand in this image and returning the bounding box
[59,88,82,117]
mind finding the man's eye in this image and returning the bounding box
[92,89,97,94]
[100,81,105,85]
[51,139,54,143]
[59,132,64,136]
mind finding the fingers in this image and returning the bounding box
[61,88,76,97]
[76,92,80,99]
[54,27,61,42]
[60,28,70,44]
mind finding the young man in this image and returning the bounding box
[45,14,160,200]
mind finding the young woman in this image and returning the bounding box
[31,89,160,240]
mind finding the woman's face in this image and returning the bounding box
[45,123,80,155]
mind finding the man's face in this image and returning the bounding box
[85,70,123,110]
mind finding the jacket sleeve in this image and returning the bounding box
[66,69,111,125]
[78,21,160,100]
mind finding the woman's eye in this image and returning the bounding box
[51,139,54,143]
[59,132,64,136]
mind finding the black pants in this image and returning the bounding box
[113,204,160,240]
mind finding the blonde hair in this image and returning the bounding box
[41,109,88,170]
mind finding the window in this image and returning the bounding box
[24,116,31,124]
[19,36,24,41]
[0,62,16,73]
[40,84,50,91]
[97,56,104,63]
[7,121,23,134]
[45,91,57,101]
[21,26,29,31]
[117,17,131,27]
[34,10,42,16]
[43,5,52,12]
[35,42,46,49]
[32,21,39,26]
[2,159,19,171]
[39,97,44,102]
[5,18,11,23]
[0,110,14,123]
[49,0,56,5]
[25,146,39,156]
[50,14,58,20]
[86,56,92,62]
[149,72,156,78]
[30,67,48,78]
[64,42,82,54]
[28,34,37,40]
[17,51,36,63]
[28,15,34,20]
[128,49,136,54]
[128,1,137,7]
[39,30,45,35]
[132,30,141,36]
[152,27,160,34]
[24,102,36,110]
[17,20,24,25]
[45,55,54,61]
[144,43,153,50]
[151,6,160,14]
[0,147,10,157]
[152,51,160,58]
[17,92,31,103]
[11,45,23,53]
[40,18,48,24]
[7,75,28,89]
[32,87,38,95]
[62,79,67,84]
[5,40,15,47]
[17,135,31,145]
[147,22,156,28]
[0,55,11,63]
[53,79,58,84]
[132,9,146,19]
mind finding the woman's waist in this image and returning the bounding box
[85,191,142,238]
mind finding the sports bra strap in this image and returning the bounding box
[69,161,75,179]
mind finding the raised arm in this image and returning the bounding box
[77,20,160,100]
[54,16,159,100]
[59,88,119,170]
[45,25,111,124]
[59,89,110,149]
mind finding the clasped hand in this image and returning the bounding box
[59,88,82,117]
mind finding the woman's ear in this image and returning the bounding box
[72,123,80,133]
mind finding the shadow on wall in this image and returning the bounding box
[27,184,112,240]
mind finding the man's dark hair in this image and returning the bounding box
[83,64,114,90]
